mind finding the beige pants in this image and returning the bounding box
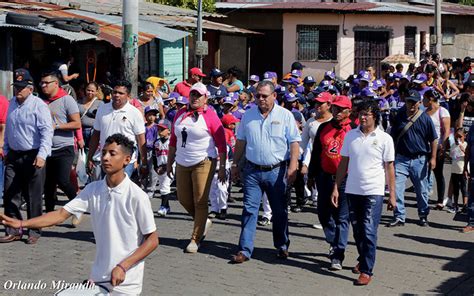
[176,158,216,241]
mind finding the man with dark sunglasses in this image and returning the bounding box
[230,80,301,263]
[0,68,53,244]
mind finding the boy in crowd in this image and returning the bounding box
[155,119,174,216]
[0,134,158,294]
[144,106,159,198]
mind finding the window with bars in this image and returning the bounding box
[296,25,338,61]
[404,26,416,57]
[430,27,456,47]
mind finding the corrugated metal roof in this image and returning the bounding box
[216,1,474,15]
[140,14,261,34]
[38,0,225,18]
[0,7,156,47]
[0,13,96,41]
[70,10,190,42]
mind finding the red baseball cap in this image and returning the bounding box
[331,95,352,109]
[189,67,206,77]
[221,114,240,126]
[315,92,332,103]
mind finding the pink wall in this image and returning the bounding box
[282,13,433,78]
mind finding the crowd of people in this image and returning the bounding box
[0,53,473,292]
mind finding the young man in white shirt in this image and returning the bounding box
[331,100,396,286]
[0,134,158,295]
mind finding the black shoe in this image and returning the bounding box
[386,219,405,227]
[218,209,227,220]
[418,217,429,227]
[291,206,302,213]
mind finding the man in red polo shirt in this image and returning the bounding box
[307,95,352,271]
[174,67,206,97]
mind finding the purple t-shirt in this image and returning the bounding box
[145,124,158,149]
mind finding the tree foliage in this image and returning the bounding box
[149,0,216,13]
[447,0,474,6]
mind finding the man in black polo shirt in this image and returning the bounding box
[388,90,438,227]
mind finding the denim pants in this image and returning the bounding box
[468,178,474,227]
[238,162,289,259]
[315,172,349,262]
[347,194,384,276]
[394,154,430,222]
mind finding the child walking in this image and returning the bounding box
[208,114,238,220]
[154,119,174,216]
[144,106,159,198]
[449,127,468,213]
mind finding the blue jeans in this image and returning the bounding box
[238,162,289,259]
[394,154,430,222]
[347,194,383,276]
[468,178,474,227]
[0,158,4,201]
[315,172,349,262]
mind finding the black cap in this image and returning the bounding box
[13,68,34,88]
[291,61,305,71]
[405,89,421,102]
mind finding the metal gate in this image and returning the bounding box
[405,27,416,57]
[354,30,389,76]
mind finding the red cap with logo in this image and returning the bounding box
[315,92,332,103]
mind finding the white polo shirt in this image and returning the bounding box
[93,102,145,162]
[340,127,395,196]
[64,175,156,295]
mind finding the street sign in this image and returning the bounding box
[195,41,208,56]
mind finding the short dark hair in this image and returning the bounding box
[256,80,275,93]
[104,134,134,156]
[425,64,436,73]
[359,100,381,127]
[113,80,132,94]
[41,69,61,81]
[227,66,242,79]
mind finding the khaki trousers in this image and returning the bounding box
[176,158,216,241]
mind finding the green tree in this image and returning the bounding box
[447,0,474,6]
[149,0,216,13]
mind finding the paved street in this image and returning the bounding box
[1,178,474,296]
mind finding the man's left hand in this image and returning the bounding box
[33,157,46,169]
[110,266,126,286]
[287,166,297,184]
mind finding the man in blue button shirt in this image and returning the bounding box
[0,68,53,244]
[230,80,301,263]
[388,89,437,228]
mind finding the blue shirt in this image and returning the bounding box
[467,124,474,173]
[5,94,53,159]
[391,106,437,158]
[236,104,301,166]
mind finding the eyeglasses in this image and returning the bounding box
[256,93,272,99]
[359,112,374,118]
[39,81,56,86]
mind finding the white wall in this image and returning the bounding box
[283,13,433,78]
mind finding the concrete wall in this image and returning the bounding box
[442,15,474,58]
[282,13,433,78]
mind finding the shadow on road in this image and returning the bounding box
[395,233,474,295]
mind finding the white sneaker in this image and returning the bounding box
[185,240,199,253]
[201,218,212,242]
[442,197,452,207]
[312,223,323,229]
[157,206,170,217]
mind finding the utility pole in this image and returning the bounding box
[122,0,139,97]
[435,0,442,55]
[197,0,203,69]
